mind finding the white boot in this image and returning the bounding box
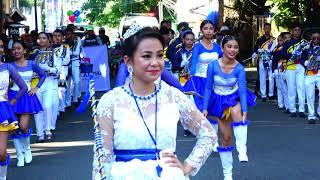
[13,138,25,167]
[0,155,9,180]
[20,128,32,164]
[0,165,7,180]
[21,137,32,164]
[233,123,248,162]
[219,148,233,180]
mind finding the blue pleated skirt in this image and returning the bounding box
[0,101,17,125]
[183,76,206,111]
[8,90,43,114]
[207,89,256,119]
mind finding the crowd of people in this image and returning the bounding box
[92,19,256,180]
[253,22,320,124]
[0,17,318,180]
[0,24,99,180]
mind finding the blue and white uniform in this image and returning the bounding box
[31,48,62,139]
[0,63,27,132]
[66,36,82,106]
[9,60,46,114]
[183,41,223,111]
[203,60,256,179]
[0,62,27,180]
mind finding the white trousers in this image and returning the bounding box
[34,77,59,137]
[259,61,274,97]
[305,75,320,120]
[66,66,80,106]
[285,64,306,113]
[275,72,289,109]
[58,86,66,112]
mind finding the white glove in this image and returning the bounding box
[39,63,51,72]
[252,53,258,61]
[258,48,264,53]
[180,59,188,67]
[304,60,310,67]
[273,71,278,77]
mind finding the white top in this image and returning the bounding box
[0,70,9,102]
[92,81,216,179]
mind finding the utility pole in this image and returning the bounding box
[0,0,3,33]
[34,0,38,31]
[158,0,163,23]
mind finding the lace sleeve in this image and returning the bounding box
[173,88,217,176]
[92,93,114,180]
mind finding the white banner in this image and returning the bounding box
[81,45,111,92]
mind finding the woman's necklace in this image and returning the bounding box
[128,83,163,177]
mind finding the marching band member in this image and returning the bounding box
[183,20,223,113]
[31,32,62,142]
[175,29,195,80]
[182,20,222,141]
[65,28,83,107]
[301,32,320,123]
[203,35,256,180]
[174,29,195,137]
[252,23,275,102]
[9,40,46,166]
[52,29,71,115]
[0,54,27,180]
[282,22,307,117]
[272,33,289,112]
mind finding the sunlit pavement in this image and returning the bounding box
[7,76,320,180]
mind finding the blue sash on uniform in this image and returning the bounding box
[114,149,160,162]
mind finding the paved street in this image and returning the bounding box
[7,93,320,180]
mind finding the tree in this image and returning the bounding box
[82,0,159,27]
[269,0,320,28]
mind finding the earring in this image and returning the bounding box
[127,65,133,79]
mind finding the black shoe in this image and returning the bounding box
[261,97,267,102]
[298,112,306,118]
[283,109,290,114]
[36,137,45,143]
[278,107,284,111]
[184,130,192,137]
[290,112,297,117]
[268,96,275,100]
[308,120,316,124]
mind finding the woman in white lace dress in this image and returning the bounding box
[92,27,217,179]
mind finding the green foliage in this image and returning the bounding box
[20,0,33,8]
[82,0,159,27]
[269,0,318,28]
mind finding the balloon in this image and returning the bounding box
[75,16,83,23]
[69,15,76,22]
[67,10,74,16]
[74,10,81,17]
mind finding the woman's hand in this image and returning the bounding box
[242,112,247,123]
[28,87,38,96]
[162,152,192,176]
[202,110,208,117]
[10,98,17,105]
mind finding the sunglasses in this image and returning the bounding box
[312,37,320,40]
[0,45,4,48]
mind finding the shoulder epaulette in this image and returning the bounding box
[63,44,70,48]
[175,43,183,49]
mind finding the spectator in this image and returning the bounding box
[98,27,111,48]
[82,26,102,47]
[20,26,32,49]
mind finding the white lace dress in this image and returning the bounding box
[93,81,217,180]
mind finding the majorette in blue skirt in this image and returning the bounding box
[203,60,256,179]
[8,60,46,167]
[0,62,27,179]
